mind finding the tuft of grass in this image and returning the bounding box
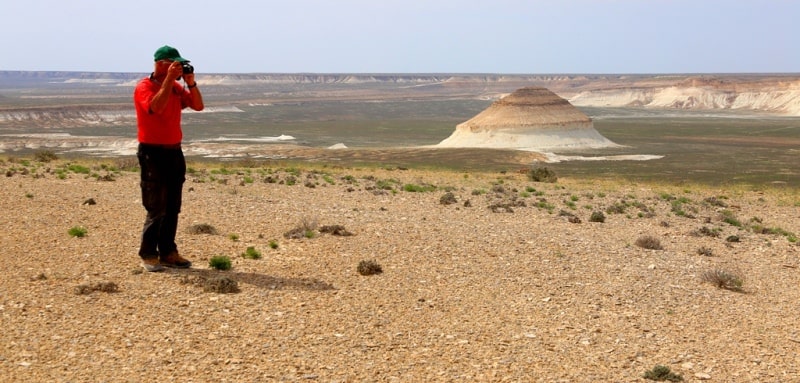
[403,183,436,192]
[228,233,240,242]
[268,240,279,249]
[375,178,398,191]
[209,255,232,271]
[67,164,91,174]
[357,259,383,276]
[605,202,627,214]
[701,268,744,292]
[635,235,663,250]
[589,211,606,223]
[534,200,555,213]
[116,158,139,172]
[643,365,683,381]
[720,210,742,227]
[68,226,88,238]
[241,246,262,259]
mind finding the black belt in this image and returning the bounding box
[139,142,182,150]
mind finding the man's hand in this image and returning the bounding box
[166,61,184,83]
[183,72,196,86]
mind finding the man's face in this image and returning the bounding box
[154,59,174,76]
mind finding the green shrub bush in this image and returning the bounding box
[209,255,232,270]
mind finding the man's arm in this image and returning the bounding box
[149,61,184,114]
[183,72,204,111]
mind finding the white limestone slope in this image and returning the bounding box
[569,84,800,115]
[436,87,618,151]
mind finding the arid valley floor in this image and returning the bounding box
[2,72,800,381]
[1,158,798,382]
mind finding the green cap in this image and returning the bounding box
[153,45,189,62]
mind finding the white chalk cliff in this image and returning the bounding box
[436,87,618,151]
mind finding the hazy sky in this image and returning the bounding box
[2,0,797,74]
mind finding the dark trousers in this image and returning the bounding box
[137,143,186,259]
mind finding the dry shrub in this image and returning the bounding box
[203,276,240,294]
[635,235,663,250]
[74,281,119,295]
[697,246,713,256]
[284,216,319,239]
[439,192,458,205]
[643,365,683,381]
[701,269,744,292]
[357,260,383,276]
[527,167,557,183]
[320,225,354,236]
[187,223,219,235]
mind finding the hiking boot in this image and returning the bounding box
[141,257,165,272]
[161,251,192,268]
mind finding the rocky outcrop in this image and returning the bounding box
[565,76,800,115]
[569,84,800,115]
[436,87,618,151]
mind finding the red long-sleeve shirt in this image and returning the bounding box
[133,76,192,145]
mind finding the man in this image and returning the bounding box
[133,45,204,272]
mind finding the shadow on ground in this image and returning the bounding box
[165,268,336,291]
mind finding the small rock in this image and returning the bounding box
[695,372,711,380]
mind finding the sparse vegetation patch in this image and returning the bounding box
[74,281,118,295]
[357,259,383,276]
[701,268,744,292]
[209,255,232,270]
[643,365,683,381]
[589,211,606,223]
[635,235,663,250]
[526,167,557,183]
[68,226,88,238]
[319,225,354,236]
[187,223,219,235]
[203,276,240,294]
[241,246,262,259]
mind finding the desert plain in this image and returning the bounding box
[1,156,799,382]
[2,72,800,382]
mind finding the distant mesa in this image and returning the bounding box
[436,87,618,151]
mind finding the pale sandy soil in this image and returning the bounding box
[1,159,799,382]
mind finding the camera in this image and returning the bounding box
[182,62,194,75]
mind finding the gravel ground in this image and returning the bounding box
[1,160,799,382]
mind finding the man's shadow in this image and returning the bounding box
[166,268,335,291]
